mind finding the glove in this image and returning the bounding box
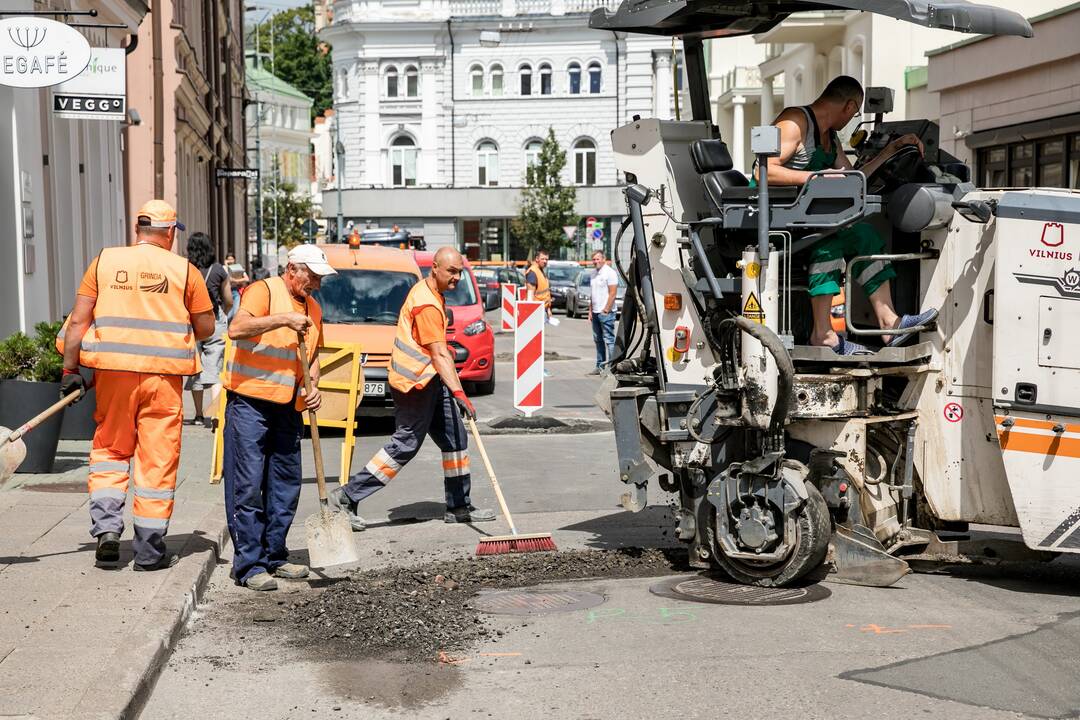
[452,389,476,421]
[60,370,86,403]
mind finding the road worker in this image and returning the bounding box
[331,246,495,530]
[58,200,216,570]
[525,249,553,321]
[221,244,334,591]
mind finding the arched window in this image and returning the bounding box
[385,65,399,97]
[519,63,532,95]
[476,141,499,186]
[588,62,602,94]
[490,64,504,97]
[567,62,581,94]
[405,65,419,97]
[390,136,418,187]
[524,139,543,173]
[573,138,596,185]
[470,64,484,96]
[539,63,552,95]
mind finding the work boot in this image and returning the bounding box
[245,572,278,591]
[273,562,310,579]
[445,506,497,524]
[329,486,367,531]
[133,553,180,572]
[95,532,120,564]
[586,367,601,376]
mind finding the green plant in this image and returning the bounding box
[512,128,579,255]
[0,321,64,382]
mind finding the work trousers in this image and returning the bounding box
[88,370,184,566]
[343,379,472,510]
[222,391,303,584]
[807,223,896,298]
[591,311,616,368]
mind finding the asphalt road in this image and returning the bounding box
[143,309,1080,720]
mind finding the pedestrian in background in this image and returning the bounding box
[221,244,335,591]
[57,200,215,570]
[185,233,232,427]
[224,253,248,321]
[588,250,618,375]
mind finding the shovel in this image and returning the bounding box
[1,390,84,488]
[297,332,360,570]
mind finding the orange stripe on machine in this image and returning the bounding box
[996,427,1080,459]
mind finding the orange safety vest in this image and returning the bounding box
[56,244,200,376]
[389,279,445,393]
[526,262,551,309]
[222,276,321,410]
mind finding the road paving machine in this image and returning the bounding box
[590,0,1080,587]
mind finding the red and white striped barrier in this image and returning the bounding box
[517,286,529,303]
[500,283,517,332]
[514,300,544,417]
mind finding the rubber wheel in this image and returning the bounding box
[711,480,831,587]
[472,368,495,396]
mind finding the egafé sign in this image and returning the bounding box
[0,17,92,89]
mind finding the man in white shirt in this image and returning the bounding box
[587,250,619,375]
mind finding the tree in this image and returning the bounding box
[251,5,332,119]
[512,128,578,256]
[264,178,315,250]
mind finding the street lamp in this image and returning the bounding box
[333,119,345,242]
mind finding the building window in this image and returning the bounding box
[980,147,1006,188]
[386,65,399,97]
[539,63,552,95]
[1010,143,1034,186]
[477,141,499,186]
[573,139,596,185]
[491,64,503,96]
[588,62,602,94]
[519,63,532,95]
[405,65,419,97]
[1039,138,1065,187]
[1072,136,1080,190]
[524,140,542,173]
[568,62,581,95]
[977,133,1080,190]
[390,136,418,187]
[470,64,484,96]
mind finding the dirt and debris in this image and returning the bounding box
[494,350,578,362]
[481,416,611,435]
[289,547,688,662]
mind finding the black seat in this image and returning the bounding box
[690,139,754,212]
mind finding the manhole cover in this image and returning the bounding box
[649,574,830,606]
[470,589,605,616]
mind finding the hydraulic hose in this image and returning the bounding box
[732,315,794,437]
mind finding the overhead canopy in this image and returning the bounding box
[589,0,1034,40]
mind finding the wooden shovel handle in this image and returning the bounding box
[296,333,329,505]
[466,417,517,536]
[5,390,83,444]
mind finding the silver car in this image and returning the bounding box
[566,268,626,319]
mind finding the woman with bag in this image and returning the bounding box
[185,232,232,427]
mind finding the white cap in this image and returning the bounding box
[287,244,337,276]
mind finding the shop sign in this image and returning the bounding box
[53,48,126,120]
[0,17,92,89]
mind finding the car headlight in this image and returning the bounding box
[464,319,488,336]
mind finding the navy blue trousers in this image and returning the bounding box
[343,379,472,510]
[222,391,303,584]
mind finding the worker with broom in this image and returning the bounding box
[221,245,334,591]
[331,247,495,530]
[58,200,217,571]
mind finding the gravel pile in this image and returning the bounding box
[289,547,687,662]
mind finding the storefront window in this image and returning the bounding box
[1038,139,1065,187]
[1009,143,1034,187]
[1071,135,1080,190]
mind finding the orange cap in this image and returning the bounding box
[136,199,185,231]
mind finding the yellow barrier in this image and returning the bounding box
[210,339,366,485]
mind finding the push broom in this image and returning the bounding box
[467,417,557,556]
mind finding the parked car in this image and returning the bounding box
[473,265,526,310]
[566,267,626,319]
[413,251,497,395]
[313,244,422,416]
[543,261,584,311]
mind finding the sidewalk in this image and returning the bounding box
[0,425,227,720]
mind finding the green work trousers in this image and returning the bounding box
[807,223,896,298]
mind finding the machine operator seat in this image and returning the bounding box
[690,139,800,214]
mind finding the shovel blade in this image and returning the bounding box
[0,427,27,488]
[828,524,911,587]
[305,508,360,570]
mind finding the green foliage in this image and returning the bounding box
[512,128,579,256]
[0,321,64,382]
[265,178,316,250]
[252,5,332,119]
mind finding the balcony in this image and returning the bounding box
[754,9,848,45]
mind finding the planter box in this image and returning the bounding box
[60,386,97,440]
[0,379,65,473]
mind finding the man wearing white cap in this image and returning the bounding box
[220,244,336,591]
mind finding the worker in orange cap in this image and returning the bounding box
[58,200,216,570]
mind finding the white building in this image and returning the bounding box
[320,0,676,260]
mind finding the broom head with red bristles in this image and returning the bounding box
[476,532,557,556]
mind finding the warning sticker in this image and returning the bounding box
[742,293,765,324]
[943,402,964,423]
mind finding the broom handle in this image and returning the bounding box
[467,416,518,536]
[5,390,83,444]
[297,333,329,507]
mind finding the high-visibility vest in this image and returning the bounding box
[389,279,445,393]
[222,276,322,410]
[526,262,551,309]
[56,244,200,376]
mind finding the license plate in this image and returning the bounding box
[363,382,386,396]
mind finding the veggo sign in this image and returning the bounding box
[0,17,92,89]
[54,48,126,121]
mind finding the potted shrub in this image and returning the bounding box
[0,321,67,473]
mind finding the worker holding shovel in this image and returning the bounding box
[58,200,216,571]
[221,245,334,591]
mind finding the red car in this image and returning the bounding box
[413,251,496,395]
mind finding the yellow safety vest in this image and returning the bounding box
[526,262,551,309]
[389,279,445,393]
